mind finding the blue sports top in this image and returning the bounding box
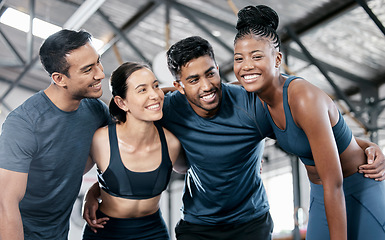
[97,122,172,199]
[265,75,352,166]
[158,83,274,225]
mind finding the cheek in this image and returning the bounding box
[157,89,165,98]
[233,63,241,74]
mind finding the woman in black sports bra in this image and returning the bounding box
[82,62,186,240]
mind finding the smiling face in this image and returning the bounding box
[233,36,282,93]
[62,42,105,100]
[174,55,222,118]
[123,68,164,122]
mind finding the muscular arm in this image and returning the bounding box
[356,137,385,181]
[0,168,28,240]
[82,128,109,231]
[290,80,347,240]
[82,182,105,229]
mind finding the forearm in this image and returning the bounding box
[323,185,347,240]
[0,205,24,240]
[85,182,101,201]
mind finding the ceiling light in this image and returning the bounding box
[0,7,104,51]
[0,8,61,39]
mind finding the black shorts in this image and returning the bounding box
[175,211,274,240]
[82,209,169,240]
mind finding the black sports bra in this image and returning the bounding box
[97,122,172,199]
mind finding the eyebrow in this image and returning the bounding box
[134,79,159,90]
[185,66,216,81]
[234,50,263,55]
[79,55,100,72]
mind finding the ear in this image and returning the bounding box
[173,81,185,95]
[275,51,283,68]
[51,72,67,87]
[114,96,129,112]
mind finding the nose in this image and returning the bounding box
[200,77,213,91]
[242,58,254,71]
[148,88,161,100]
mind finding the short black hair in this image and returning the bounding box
[166,36,216,80]
[39,29,92,77]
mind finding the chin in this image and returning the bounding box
[241,84,257,93]
[91,91,103,99]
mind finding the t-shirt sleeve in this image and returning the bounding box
[0,112,37,173]
[246,92,275,139]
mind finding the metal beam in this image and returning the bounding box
[0,28,25,65]
[171,2,233,54]
[0,0,7,12]
[97,9,151,65]
[63,0,106,30]
[291,155,301,240]
[0,0,106,103]
[0,76,41,93]
[97,1,161,56]
[286,26,357,113]
[171,1,235,32]
[26,0,35,63]
[285,47,376,87]
[0,56,40,104]
[280,0,357,43]
[355,0,385,36]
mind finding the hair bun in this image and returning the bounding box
[236,5,279,31]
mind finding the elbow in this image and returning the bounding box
[173,166,187,175]
[323,176,344,196]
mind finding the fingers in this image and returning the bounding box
[82,199,109,230]
[360,146,385,181]
[364,147,375,164]
[359,168,385,180]
[83,206,109,233]
[88,217,109,230]
[359,163,385,181]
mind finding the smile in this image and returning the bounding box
[242,74,260,83]
[201,92,216,102]
[146,103,161,110]
[90,82,102,88]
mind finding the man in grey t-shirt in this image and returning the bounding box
[0,29,110,240]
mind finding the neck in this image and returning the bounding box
[44,84,82,112]
[258,74,286,107]
[117,119,158,149]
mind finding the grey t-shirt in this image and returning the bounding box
[0,91,110,239]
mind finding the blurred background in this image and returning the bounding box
[1,0,385,239]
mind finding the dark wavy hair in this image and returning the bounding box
[234,5,281,50]
[109,62,150,123]
[166,36,216,80]
[39,29,92,77]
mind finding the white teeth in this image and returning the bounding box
[244,74,258,80]
[147,104,160,110]
[202,93,215,100]
[91,82,101,87]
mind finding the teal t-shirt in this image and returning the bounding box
[159,83,274,225]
